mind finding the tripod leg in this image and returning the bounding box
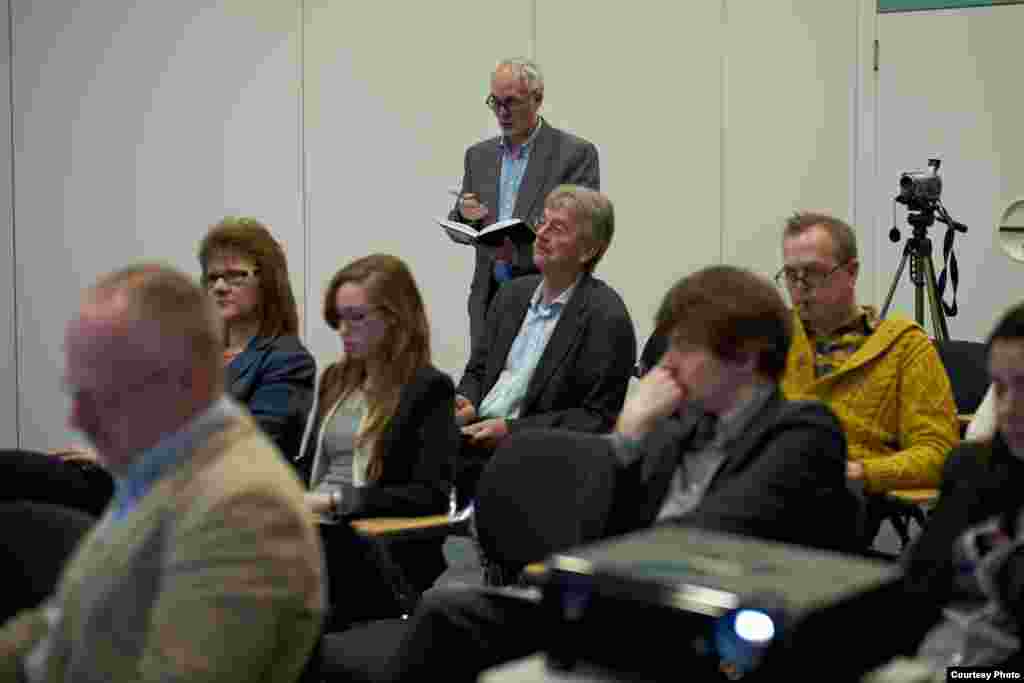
[880,243,911,320]
[913,251,925,328]
[922,251,950,341]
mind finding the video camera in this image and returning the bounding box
[897,158,942,211]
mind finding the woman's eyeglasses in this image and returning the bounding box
[205,269,258,288]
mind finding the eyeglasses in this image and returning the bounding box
[485,93,536,114]
[533,215,570,237]
[205,268,258,288]
[774,262,847,290]
[335,306,384,326]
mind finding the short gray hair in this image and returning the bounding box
[90,263,223,377]
[494,58,544,94]
[544,185,614,272]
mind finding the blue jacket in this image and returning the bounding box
[226,335,316,467]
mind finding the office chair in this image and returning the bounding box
[474,429,620,586]
[0,501,95,623]
[934,339,989,418]
[635,331,668,378]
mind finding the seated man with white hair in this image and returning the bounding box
[0,263,324,682]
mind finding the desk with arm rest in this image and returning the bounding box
[350,514,470,541]
[958,413,973,437]
[888,489,939,507]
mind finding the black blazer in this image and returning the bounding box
[225,334,315,466]
[299,364,459,518]
[450,120,600,352]
[457,273,635,435]
[611,388,858,553]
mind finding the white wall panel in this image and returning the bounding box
[0,0,15,446]
[302,1,532,379]
[12,1,302,449]
[537,0,723,346]
[723,0,862,294]
[875,6,1024,341]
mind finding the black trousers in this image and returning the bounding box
[454,438,493,510]
[319,585,546,683]
[318,522,448,633]
[325,584,745,682]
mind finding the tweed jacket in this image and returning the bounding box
[781,312,959,492]
[0,410,325,683]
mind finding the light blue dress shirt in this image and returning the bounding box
[479,277,579,420]
[107,396,241,524]
[493,119,544,283]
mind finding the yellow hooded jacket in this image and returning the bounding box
[782,312,959,493]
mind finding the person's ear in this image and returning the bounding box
[578,243,600,268]
[533,89,544,108]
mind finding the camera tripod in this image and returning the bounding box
[880,212,950,342]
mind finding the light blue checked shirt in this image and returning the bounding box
[478,276,579,420]
[493,118,544,283]
[107,395,241,524]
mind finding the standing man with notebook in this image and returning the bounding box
[451,57,600,352]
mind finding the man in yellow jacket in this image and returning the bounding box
[777,212,959,494]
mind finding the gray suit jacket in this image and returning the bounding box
[450,120,600,352]
[0,411,325,683]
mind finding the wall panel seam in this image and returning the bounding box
[6,0,19,447]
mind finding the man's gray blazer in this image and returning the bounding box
[450,120,600,352]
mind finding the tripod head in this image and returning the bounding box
[889,203,967,243]
[889,159,967,243]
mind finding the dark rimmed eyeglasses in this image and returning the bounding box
[334,305,385,326]
[205,268,259,288]
[485,93,537,113]
[774,262,847,290]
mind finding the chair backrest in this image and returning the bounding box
[474,429,619,579]
[636,332,668,378]
[0,501,95,623]
[0,449,114,517]
[934,339,989,414]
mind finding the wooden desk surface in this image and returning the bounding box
[888,488,939,506]
[349,514,468,540]
[523,562,548,580]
